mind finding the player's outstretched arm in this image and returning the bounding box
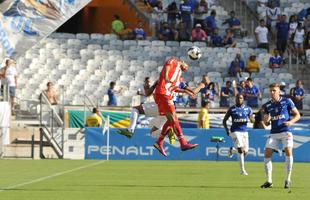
[192,82,206,94]
[145,80,158,97]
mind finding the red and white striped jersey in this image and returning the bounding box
[154,57,182,97]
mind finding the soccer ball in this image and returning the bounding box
[187,46,202,60]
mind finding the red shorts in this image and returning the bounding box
[153,94,175,116]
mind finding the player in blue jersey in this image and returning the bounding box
[260,83,300,189]
[223,94,255,175]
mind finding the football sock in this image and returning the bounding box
[264,158,272,183]
[173,120,187,146]
[285,156,293,182]
[157,120,173,143]
[238,153,245,172]
[129,108,139,133]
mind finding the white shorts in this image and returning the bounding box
[149,116,167,130]
[142,102,159,117]
[265,132,293,150]
[230,131,249,152]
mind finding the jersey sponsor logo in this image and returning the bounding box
[271,114,285,121]
[233,118,247,123]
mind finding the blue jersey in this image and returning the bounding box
[227,105,253,132]
[269,55,283,66]
[290,87,304,98]
[107,88,117,106]
[263,97,296,134]
[245,85,260,107]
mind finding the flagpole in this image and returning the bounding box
[106,115,110,161]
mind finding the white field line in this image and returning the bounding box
[0,161,105,192]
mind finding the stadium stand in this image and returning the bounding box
[15,33,303,107]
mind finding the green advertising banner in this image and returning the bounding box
[68,110,130,128]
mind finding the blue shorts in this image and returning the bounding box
[9,86,16,97]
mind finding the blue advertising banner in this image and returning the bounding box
[85,128,310,162]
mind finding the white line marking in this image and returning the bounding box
[0,161,105,192]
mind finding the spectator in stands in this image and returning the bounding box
[220,81,233,107]
[268,0,280,8]
[266,2,281,39]
[280,81,287,97]
[290,80,305,111]
[257,0,268,19]
[253,108,268,129]
[166,1,180,27]
[234,80,247,96]
[107,81,123,106]
[158,22,177,41]
[201,82,218,108]
[86,107,102,127]
[245,78,261,108]
[293,23,306,64]
[288,15,298,40]
[205,10,217,34]
[229,53,245,77]
[191,23,207,42]
[193,0,208,30]
[179,0,194,32]
[44,81,58,105]
[304,15,310,34]
[119,23,134,40]
[269,49,283,72]
[305,31,310,51]
[276,14,289,56]
[111,15,124,35]
[177,21,191,41]
[133,22,147,40]
[188,94,197,107]
[210,28,222,47]
[152,0,165,27]
[2,58,17,114]
[197,99,210,129]
[223,28,236,47]
[297,7,310,22]
[245,54,260,77]
[255,19,269,51]
[222,11,241,36]
[0,64,5,97]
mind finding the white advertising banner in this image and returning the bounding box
[0,0,91,60]
[0,101,10,145]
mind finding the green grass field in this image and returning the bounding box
[0,160,309,200]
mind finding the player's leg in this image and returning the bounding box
[228,132,238,158]
[170,111,198,151]
[154,112,174,157]
[261,134,280,188]
[117,105,144,138]
[238,132,249,175]
[283,132,294,189]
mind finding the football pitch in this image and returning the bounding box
[0,160,309,200]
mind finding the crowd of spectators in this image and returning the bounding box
[255,0,310,64]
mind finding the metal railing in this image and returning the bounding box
[39,92,64,158]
